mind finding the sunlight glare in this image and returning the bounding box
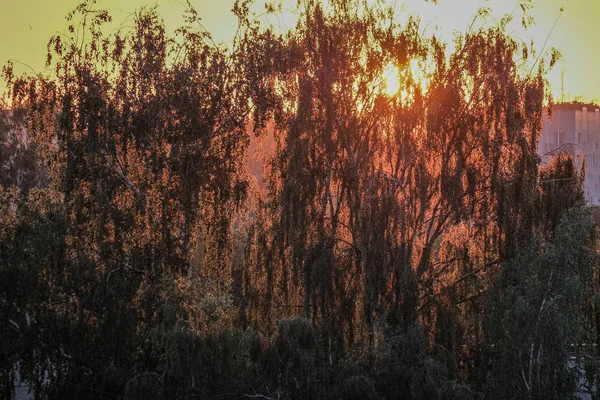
[383,62,401,97]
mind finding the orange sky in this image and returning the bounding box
[0,0,597,102]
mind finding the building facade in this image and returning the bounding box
[538,102,600,205]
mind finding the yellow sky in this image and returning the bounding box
[0,0,597,102]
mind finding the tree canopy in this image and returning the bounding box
[0,1,597,399]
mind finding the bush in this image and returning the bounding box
[342,375,380,400]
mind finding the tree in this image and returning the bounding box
[1,0,593,398]
[538,152,585,234]
[483,206,597,399]
[243,0,554,368]
[1,1,270,396]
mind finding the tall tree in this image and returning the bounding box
[243,0,554,363]
[1,1,271,396]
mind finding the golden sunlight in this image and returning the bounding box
[382,62,400,97]
[381,60,428,102]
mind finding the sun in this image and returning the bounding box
[382,62,401,97]
[381,59,429,100]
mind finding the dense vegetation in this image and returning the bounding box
[1,1,598,399]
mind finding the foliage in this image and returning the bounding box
[0,0,596,399]
[0,108,46,192]
[483,206,597,399]
[538,152,585,234]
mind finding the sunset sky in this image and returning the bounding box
[0,0,597,102]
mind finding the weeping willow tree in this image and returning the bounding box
[242,0,559,370]
[0,1,273,397]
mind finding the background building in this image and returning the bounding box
[539,102,600,205]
